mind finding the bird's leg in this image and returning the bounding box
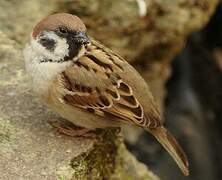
[48,120,96,138]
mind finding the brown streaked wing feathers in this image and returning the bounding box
[60,39,161,129]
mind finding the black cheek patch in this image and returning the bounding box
[39,38,56,51]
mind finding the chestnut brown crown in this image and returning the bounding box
[32,13,87,38]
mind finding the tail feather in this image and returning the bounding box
[148,127,189,176]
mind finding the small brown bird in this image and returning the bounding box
[24,13,189,176]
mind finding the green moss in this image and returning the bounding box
[70,128,158,180]
[70,129,122,180]
[58,175,66,180]
[0,118,16,143]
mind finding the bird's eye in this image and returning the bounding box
[58,27,68,35]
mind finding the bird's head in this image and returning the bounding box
[27,13,90,63]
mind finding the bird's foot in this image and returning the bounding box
[48,120,96,138]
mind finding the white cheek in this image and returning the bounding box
[54,37,69,58]
[28,32,69,62]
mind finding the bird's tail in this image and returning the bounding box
[147,127,189,176]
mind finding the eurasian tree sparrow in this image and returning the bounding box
[24,13,189,176]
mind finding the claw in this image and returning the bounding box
[48,120,96,138]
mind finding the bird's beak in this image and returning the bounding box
[74,32,90,45]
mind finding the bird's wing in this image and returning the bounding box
[59,39,161,128]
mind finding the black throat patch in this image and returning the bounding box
[65,33,82,60]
